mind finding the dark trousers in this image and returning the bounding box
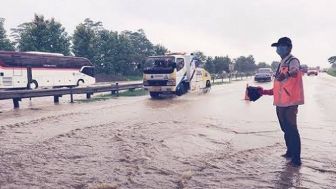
[276,105,301,161]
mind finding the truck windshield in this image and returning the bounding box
[145,57,176,69]
[143,57,176,74]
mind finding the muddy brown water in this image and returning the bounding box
[0,74,335,189]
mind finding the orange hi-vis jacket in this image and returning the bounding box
[273,55,304,107]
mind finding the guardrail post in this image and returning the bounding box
[54,96,60,104]
[70,87,74,103]
[111,83,115,95]
[115,83,119,97]
[111,83,119,96]
[27,66,32,89]
[13,98,21,108]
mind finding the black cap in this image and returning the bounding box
[271,37,292,47]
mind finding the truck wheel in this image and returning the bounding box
[176,83,185,96]
[150,92,160,98]
[206,80,211,88]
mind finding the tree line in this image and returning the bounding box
[328,56,336,68]
[0,14,276,77]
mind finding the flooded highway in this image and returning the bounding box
[0,74,335,189]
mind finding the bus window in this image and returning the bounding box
[13,56,23,76]
[81,66,95,77]
[176,58,184,71]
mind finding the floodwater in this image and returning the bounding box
[0,74,335,189]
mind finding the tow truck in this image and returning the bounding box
[143,53,211,98]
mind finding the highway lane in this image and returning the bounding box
[0,74,335,188]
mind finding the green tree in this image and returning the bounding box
[192,51,207,62]
[93,29,119,74]
[213,56,232,74]
[0,18,14,50]
[121,29,154,62]
[119,29,154,75]
[73,19,156,76]
[328,56,336,64]
[234,55,257,73]
[204,56,215,74]
[257,62,271,69]
[153,44,168,55]
[204,56,232,74]
[271,61,280,71]
[329,56,336,68]
[72,18,103,61]
[12,14,71,55]
[114,32,136,75]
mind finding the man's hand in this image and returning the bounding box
[257,87,274,96]
[256,87,264,96]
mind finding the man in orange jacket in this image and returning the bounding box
[259,37,304,167]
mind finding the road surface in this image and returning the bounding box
[0,74,335,188]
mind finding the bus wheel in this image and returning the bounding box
[28,80,38,89]
[77,79,84,86]
[150,92,160,98]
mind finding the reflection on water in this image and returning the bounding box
[276,164,302,189]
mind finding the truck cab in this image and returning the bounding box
[143,53,211,98]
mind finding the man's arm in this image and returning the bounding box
[256,87,273,96]
[288,59,300,77]
[262,88,274,95]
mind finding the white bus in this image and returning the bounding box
[0,51,95,89]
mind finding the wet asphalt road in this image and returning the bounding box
[0,74,335,189]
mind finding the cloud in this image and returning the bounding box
[2,0,336,67]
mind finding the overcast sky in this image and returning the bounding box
[2,0,336,67]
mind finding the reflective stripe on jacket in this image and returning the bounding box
[273,55,304,107]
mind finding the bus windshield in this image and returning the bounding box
[81,66,95,77]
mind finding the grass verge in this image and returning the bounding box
[76,89,148,103]
[327,68,336,77]
[125,75,143,81]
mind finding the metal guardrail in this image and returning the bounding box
[210,73,253,83]
[0,73,251,109]
[0,82,143,108]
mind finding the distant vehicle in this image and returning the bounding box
[307,68,318,76]
[321,68,329,73]
[143,53,211,98]
[0,51,95,89]
[254,68,273,82]
[300,64,308,74]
